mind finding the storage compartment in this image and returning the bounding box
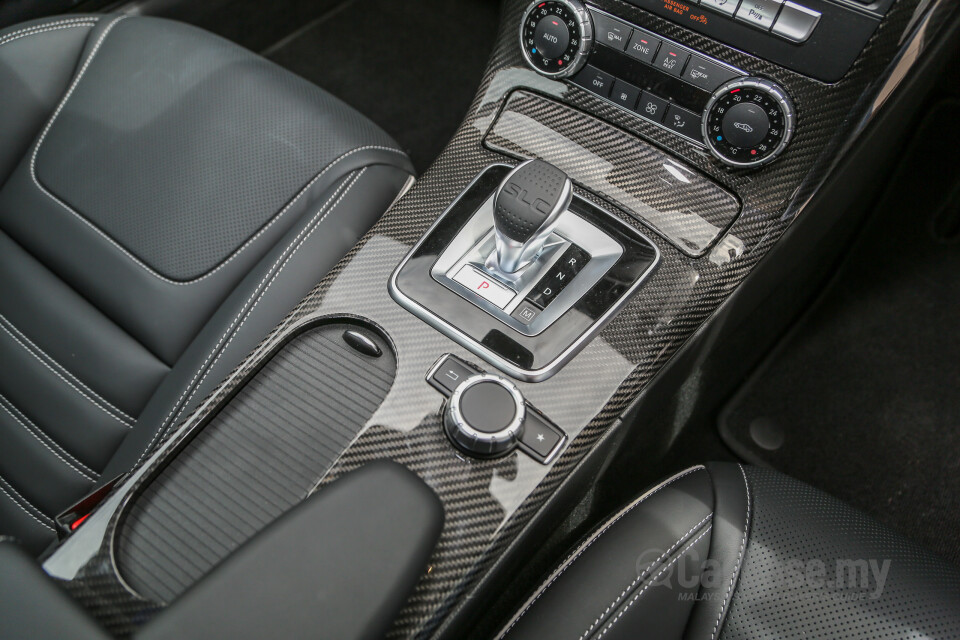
[117,320,396,603]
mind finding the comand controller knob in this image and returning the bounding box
[703,77,796,168]
[443,373,526,458]
[520,0,593,78]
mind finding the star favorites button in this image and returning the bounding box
[518,407,565,461]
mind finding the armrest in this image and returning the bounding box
[138,461,444,640]
[0,541,108,640]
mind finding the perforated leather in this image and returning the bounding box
[0,15,412,555]
[501,464,960,640]
[720,466,960,640]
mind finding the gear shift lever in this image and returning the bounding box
[492,159,573,273]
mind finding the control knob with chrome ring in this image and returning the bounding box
[520,0,593,78]
[443,373,526,457]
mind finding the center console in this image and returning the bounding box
[40,0,958,637]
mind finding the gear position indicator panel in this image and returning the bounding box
[390,164,659,381]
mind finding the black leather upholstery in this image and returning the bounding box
[0,538,109,640]
[500,463,960,639]
[0,15,413,554]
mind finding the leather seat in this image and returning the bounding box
[499,463,960,639]
[0,14,413,554]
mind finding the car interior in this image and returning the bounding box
[0,0,958,637]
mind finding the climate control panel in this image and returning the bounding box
[519,0,797,168]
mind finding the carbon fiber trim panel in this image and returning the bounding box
[116,322,396,604]
[484,90,740,256]
[42,0,959,637]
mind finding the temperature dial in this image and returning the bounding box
[520,0,593,78]
[703,77,795,168]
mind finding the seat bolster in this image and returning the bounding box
[101,162,412,480]
[0,540,109,640]
[0,15,99,185]
[682,462,751,640]
[500,466,715,640]
[718,466,960,640]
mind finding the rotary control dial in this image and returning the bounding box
[443,374,526,458]
[703,77,795,168]
[520,0,593,78]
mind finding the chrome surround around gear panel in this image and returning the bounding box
[390,164,659,382]
[428,190,625,337]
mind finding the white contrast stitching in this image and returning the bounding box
[134,169,366,466]
[595,525,714,639]
[0,18,98,47]
[577,513,714,640]
[711,464,751,640]
[499,465,706,639]
[24,14,404,286]
[0,475,54,531]
[0,314,134,424]
[0,394,98,480]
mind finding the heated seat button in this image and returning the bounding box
[518,407,566,462]
[428,354,478,396]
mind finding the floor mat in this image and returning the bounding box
[719,100,960,565]
[265,0,500,173]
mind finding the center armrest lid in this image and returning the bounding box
[138,460,444,640]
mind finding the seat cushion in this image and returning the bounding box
[499,463,960,639]
[0,14,413,554]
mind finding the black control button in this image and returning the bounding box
[624,30,660,64]
[636,91,669,123]
[654,45,689,78]
[610,79,640,110]
[722,102,770,148]
[571,65,614,97]
[529,244,590,308]
[460,381,518,433]
[682,56,738,92]
[511,300,543,325]
[663,104,702,140]
[428,355,478,396]
[518,408,565,462]
[591,11,631,51]
[533,14,571,59]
